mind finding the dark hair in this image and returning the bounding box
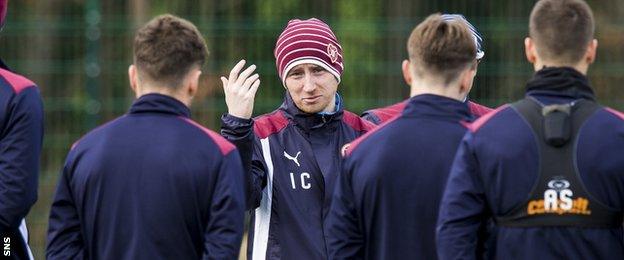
[407,13,477,84]
[133,14,208,89]
[530,0,594,64]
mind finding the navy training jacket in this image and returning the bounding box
[361,99,492,125]
[437,67,624,260]
[326,94,474,260]
[221,92,374,260]
[0,59,43,260]
[46,93,246,260]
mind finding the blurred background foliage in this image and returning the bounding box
[1,0,623,258]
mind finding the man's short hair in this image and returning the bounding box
[133,14,208,89]
[530,0,594,65]
[407,14,477,84]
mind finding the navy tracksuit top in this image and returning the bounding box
[325,94,474,260]
[0,59,43,260]
[361,99,492,125]
[46,93,246,260]
[221,92,374,260]
[437,67,624,260]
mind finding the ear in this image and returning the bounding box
[585,39,598,64]
[401,59,412,86]
[524,37,537,64]
[186,68,202,98]
[459,65,476,98]
[128,65,139,97]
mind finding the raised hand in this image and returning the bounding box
[221,60,261,119]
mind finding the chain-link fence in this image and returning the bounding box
[1,0,623,258]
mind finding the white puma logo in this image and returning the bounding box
[284,151,302,167]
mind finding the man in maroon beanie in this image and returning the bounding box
[220,18,374,260]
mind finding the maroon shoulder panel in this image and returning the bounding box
[181,117,236,155]
[369,101,408,124]
[343,110,376,133]
[466,104,509,133]
[71,116,127,151]
[0,68,36,94]
[253,110,290,139]
[467,101,494,117]
[606,107,624,121]
[344,113,400,157]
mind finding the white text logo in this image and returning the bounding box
[3,237,10,256]
[290,172,311,190]
[283,150,301,167]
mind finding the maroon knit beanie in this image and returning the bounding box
[274,18,344,84]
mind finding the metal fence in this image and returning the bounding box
[1,0,623,258]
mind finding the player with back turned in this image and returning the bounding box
[325,13,482,260]
[437,0,624,259]
[46,15,246,259]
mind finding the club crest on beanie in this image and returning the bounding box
[274,18,344,85]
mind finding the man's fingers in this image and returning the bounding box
[220,77,228,90]
[235,64,257,86]
[246,79,261,98]
[242,74,260,90]
[228,59,246,83]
